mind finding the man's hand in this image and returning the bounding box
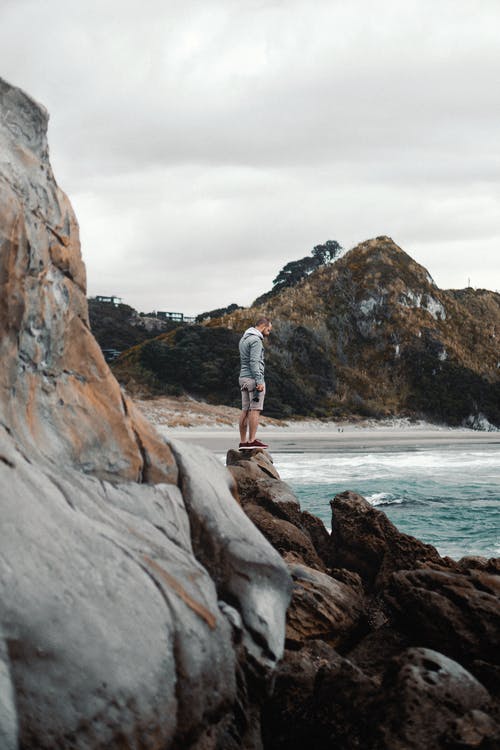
[256,384,264,391]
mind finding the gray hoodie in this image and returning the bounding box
[239,327,265,385]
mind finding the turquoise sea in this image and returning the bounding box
[273,446,500,560]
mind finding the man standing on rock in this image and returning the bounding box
[238,317,272,450]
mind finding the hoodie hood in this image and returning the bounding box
[243,326,263,339]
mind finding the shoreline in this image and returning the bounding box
[157,425,500,453]
[135,397,500,453]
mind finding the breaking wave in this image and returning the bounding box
[275,446,500,559]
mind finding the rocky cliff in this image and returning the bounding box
[0,78,291,749]
[116,237,500,426]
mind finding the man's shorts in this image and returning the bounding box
[239,377,265,411]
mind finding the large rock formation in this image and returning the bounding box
[229,449,500,749]
[0,78,292,749]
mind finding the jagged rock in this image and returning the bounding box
[384,567,500,672]
[227,450,331,570]
[261,642,380,750]
[329,490,448,589]
[228,452,367,655]
[299,510,332,564]
[227,468,297,508]
[376,648,498,749]
[456,556,500,575]
[284,556,365,648]
[224,436,500,747]
[0,77,292,749]
[227,448,281,480]
[263,643,499,750]
[243,502,325,570]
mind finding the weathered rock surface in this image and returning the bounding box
[385,567,500,683]
[229,451,500,749]
[262,642,500,750]
[329,490,449,588]
[227,448,330,570]
[171,439,291,667]
[0,77,292,749]
[0,78,175,485]
[376,648,497,750]
[244,502,325,569]
[260,641,380,750]
[284,556,365,648]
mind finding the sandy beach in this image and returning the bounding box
[134,396,500,453]
[156,425,500,453]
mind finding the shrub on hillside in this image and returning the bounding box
[138,323,337,418]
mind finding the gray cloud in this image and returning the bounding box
[1,0,499,314]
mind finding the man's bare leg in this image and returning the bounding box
[239,410,249,443]
[248,410,260,443]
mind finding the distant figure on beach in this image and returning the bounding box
[238,317,272,450]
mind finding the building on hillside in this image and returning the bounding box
[95,295,122,306]
[156,311,195,324]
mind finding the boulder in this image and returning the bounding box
[284,556,365,649]
[329,490,448,589]
[1,439,235,749]
[376,648,498,749]
[169,439,292,667]
[227,450,330,570]
[384,567,500,672]
[262,642,499,750]
[0,77,292,749]
[226,448,281,480]
[243,502,325,570]
[261,642,379,750]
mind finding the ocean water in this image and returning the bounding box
[273,446,500,560]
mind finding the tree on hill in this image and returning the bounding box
[272,257,318,290]
[272,239,343,293]
[252,239,343,307]
[311,239,343,265]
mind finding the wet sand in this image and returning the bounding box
[158,426,500,453]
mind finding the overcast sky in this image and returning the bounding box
[1,0,499,315]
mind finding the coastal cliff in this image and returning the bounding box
[0,77,291,749]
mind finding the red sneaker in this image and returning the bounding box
[248,439,269,449]
[239,442,252,450]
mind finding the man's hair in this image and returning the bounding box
[255,317,271,327]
